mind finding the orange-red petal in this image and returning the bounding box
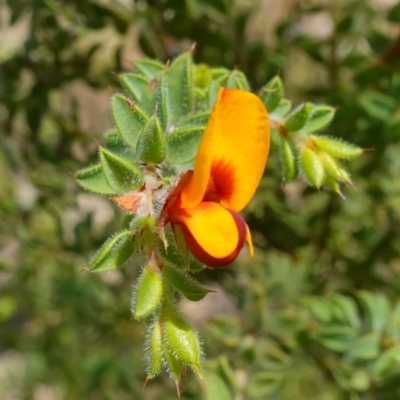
[180,88,270,212]
[170,202,246,268]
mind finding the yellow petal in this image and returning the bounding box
[170,202,246,267]
[181,88,270,211]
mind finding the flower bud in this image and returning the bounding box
[300,146,324,188]
[163,311,201,371]
[311,136,362,159]
[145,322,163,378]
[131,264,163,320]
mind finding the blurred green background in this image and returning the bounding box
[1,0,400,399]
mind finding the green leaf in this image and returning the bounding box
[304,105,336,133]
[300,147,324,188]
[226,70,250,90]
[208,80,222,108]
[137,116,166,164]
[111,94,149,148]
[284,102,313,132]
[311,136,363,159]
[306,297,332,323]
[272,98,292,118]
[210,67,230,83]
[313,326,357,352]
[76,164,115,195]
[120,73,148,102]
[330,295,361,330]
[165,51,194,128]
[163,264,210,301]
[203,370,232,400]
[88,230,133,272]
[388,301,400,341]
[259,76,284,113]
[120,73,158,116]
[180,111,211,127]
[359,91,396,120]
[358,291,391,334]
[99,147,143,192]
[133,58,165,79]
[388,2,400,22]
[347,333,381,360]
[132,264,163,320]
[105,130,137,163]
[279,136,299,183]
[166,126,204,164]
[372,345,400,378]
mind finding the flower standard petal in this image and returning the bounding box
[181,88,270,211]
[169,202,246,268]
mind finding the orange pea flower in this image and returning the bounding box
[163,88,270,268]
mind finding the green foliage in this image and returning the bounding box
[1,0,400,399]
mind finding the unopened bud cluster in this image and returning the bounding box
[261,76,363,197]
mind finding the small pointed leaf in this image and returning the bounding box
[165,52,194,127]
[259,76,284,113]
[100,147,143,192]
[166,126,204,164]
[284,102,313,132]
[163,264,209,301]
[272,98,292,118]
[304,105,336,132]
[134,58,165,79]
[111,94,149,148]
[76,164,115,195]
[88,230,133,272]
[226,70,250,90]
[137,116,166,164]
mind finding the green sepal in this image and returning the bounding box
[284,102,313,132]
[300,147,325,188]
[304,105,336,133]
[145,322,163,378]
[347,333,381,360]
[166,126,204,164]
[137,115,166,165]
[99,147,143,193]
[163,263,210,301]
[272,99,292,118]
[165,51,194,128]
[76,164,115,195]
[132,264,163,320]
[133,58,165,79]
[111,94,149,148]
[259,76,284,113]
[279,136,299,183]
[226,70,250,90]
[87,230,133,272]
[311,136,363,159]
